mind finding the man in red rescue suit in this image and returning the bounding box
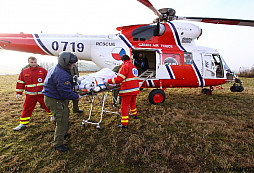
[14,56,53,131]
[107,54,139,128]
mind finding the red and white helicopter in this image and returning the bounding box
[0,0,253,104]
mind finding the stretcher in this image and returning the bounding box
[78,85,120,130]
[73,68,120,130]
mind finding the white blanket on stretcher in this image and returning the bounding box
[77,68,117,92]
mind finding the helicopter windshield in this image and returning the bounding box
[214,54,232,73]
[221,57,232,72]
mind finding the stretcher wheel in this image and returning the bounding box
[148,89,165,105]
[96,125,101,131]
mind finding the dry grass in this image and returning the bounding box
[0,74,253,172]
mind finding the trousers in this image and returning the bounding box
[20,94,52,125]
[44,96,69,147]
[112,89,122,106]
[72,99,79,112]
[120,95,137,126]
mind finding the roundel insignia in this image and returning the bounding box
[132,68,138,77]
[111,47,126,60]
[38,78,42,82]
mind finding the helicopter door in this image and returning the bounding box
[156,52,182,79]
[131,50,157,78]
[203,54,216,79]
[212,54,224,78]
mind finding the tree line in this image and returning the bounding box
[238,66,254,78]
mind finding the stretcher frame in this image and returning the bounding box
[79,86,120,130]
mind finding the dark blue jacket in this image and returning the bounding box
[43,64,79,100]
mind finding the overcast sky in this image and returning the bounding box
[0,0,254,74]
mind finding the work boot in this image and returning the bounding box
[64,133,71,139]
[54,144,68,152]
[50,116,55,121]
[117,124,128,128]
[13,124,26,131]
[73,110,83,113]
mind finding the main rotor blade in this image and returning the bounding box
[137,0,161,17]
[177,16,254,27]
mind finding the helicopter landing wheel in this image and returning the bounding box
[201,88,212,96]
[148,89,166,105]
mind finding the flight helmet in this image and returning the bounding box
[58,52,78,70]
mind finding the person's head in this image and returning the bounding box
[121,54,130,62]
[139,53,143,58]
[58,52,78,70]
[28,56,37,67]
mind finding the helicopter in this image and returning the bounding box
[0,0,253,104]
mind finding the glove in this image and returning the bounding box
[16,94,21,100]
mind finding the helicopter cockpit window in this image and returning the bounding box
[132,25,161,41]
[184,52,193,64]
[163,54,180,65]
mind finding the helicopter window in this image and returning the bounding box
[212,54,223,71]
[132,25,158,41]
[184,52,193,64]
[163,54,180,65]
[212,54,221,64]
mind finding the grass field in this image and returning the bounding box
[0,74,253,172]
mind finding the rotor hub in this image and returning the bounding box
[158,8,176,22]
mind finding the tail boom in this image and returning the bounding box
[0,33,47,54]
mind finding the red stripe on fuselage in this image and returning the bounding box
[139,64,227,88]
[204,79,227,86]
[0,33,46,54]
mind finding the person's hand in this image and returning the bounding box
[104,80,110,88]
[104,81,108,85]
[103,78,109,86]
[16,94,21,100]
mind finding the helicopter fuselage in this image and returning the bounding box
[0,22,230,90]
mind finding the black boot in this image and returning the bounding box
[117,124,128,128]
[64,133,71,139]
[73,110,83,113]
[54,144,68,152]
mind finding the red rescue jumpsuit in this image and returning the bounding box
[108,60,139,126]
[16,66,52,125]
